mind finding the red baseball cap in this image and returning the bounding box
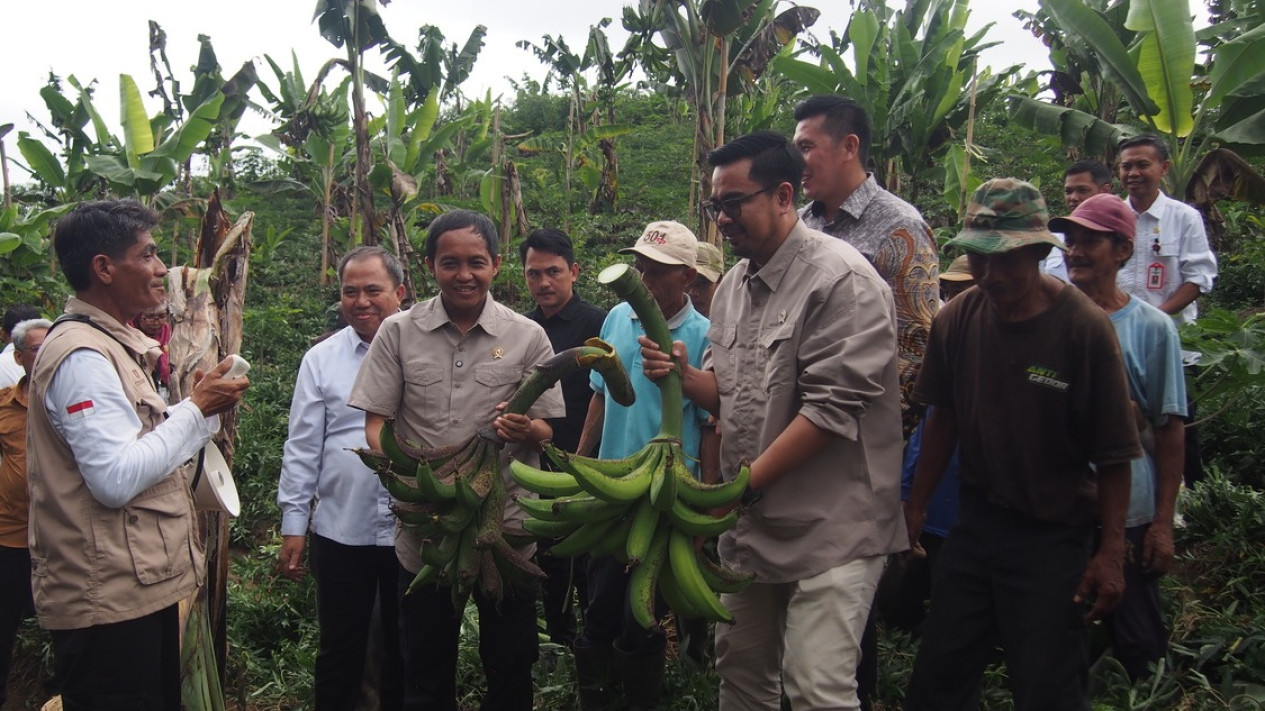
[1048,193,1136,240]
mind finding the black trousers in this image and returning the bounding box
[310,534,404,711]
[397,563,538,711]
[577,554,664,655]
[0,545,34,707]
[536,543,588,646]
[1103,524,1168,681]
[51,604,180,711]
[905,490,1094,711]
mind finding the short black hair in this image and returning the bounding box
[3,304,40,336]
[338,246,404,287]
[519,227,576,265]
[1064,160,1112,186]
[424,210,499,260]
[1118,135,1170,162]
[53,200,161,292]
[707,131,805,199]
[793,95,873,166]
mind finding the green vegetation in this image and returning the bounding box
[4,0,1265,708]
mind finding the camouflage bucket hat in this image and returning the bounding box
[946,178,1067,255]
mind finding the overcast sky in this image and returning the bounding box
[2,0,1061,162]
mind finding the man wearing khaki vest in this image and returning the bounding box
[27,200,248,710]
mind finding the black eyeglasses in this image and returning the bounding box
[702,187,774,220]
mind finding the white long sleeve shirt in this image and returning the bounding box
[45,349,217,509]
[277,326,395,547]
[1120,192,1218,324]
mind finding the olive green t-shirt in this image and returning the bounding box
[914,283,1141,526]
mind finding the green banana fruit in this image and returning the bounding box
[629,523,670,630]
[509,459,584,497]
[555,443,659,503]
[549,514,627,558]
[624,496,660,564]
[659,553,703,620]
[649,454,678,512]
[512,494,560,522]
[667,529,734,623]
[674,461,750,509]
[668,497,738,537]
[406,563,438,595]
[521,517,584,538]
[380,419,418,473]
[550,494,631,524]
[695,548,755,594]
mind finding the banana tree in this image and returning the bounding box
[313,0,392,246]
[772,0,1017,203]
[624,0,818,237]
[17,73,224,202]
[256,68,354,286]
[1009,0,1265,237]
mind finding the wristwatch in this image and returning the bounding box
[740,487,764,507]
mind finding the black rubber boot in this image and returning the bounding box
[572,641,618,711]
[613,642,666,711]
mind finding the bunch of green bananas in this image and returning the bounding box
[357,421,537,610]
[509,262,754,629]
[356,338,636,610]
[510,442,752,627]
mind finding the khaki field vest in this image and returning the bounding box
[27,300,203,630]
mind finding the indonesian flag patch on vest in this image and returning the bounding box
[66,400,95,419]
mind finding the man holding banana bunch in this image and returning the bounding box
[643,132,907,709]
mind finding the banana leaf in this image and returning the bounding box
[1126,0,1196,136]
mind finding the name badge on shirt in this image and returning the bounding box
[1147,262,1166,290]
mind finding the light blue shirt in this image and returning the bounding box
[590,300,710,475]
[1111,297,1187,527]
[278,326,395,546]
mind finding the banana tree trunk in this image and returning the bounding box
[351,77,378,246]
[166,189,252,703]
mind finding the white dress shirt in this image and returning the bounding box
[45,350,217,509]
[277,326,395,547]
[1119,192,1217,324]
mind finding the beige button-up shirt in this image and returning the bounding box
[707,220,908,583]
[348,295,564,572]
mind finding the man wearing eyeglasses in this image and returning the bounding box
[794,95,938,437]
[573,221,713,710]
[643,131,906,710]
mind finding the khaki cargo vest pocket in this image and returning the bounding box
[123,495,192,585]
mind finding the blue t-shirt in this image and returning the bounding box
[901,407,960,537]
[590,300,710,475]
[1111,296,1187,527]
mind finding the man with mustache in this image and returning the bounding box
[26,199,249,710]
[1057,193,1187,681]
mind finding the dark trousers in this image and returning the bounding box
[578,554,664,655]
[0,545,34,707]
[51,604,180,711]
[311,534,404,711]
[1103,524,1167,681]
[905,490,1093,711]
[537,544,588,646]
[398,563,538,711]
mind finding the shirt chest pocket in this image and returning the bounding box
[1147,227,1180,259]
[474,364,524,417]
[707,325,737,395]
[403,364,446,415]
[759,323,797,394]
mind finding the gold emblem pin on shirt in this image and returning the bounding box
[492,347,504,359]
